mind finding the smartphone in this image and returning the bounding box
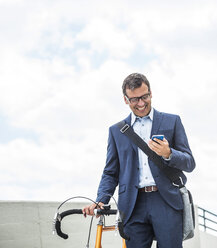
[151,135,164,141]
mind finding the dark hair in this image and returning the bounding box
[122,73,150,95]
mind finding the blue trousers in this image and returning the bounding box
[124,191,183,248]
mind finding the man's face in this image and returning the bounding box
[124,83,152,117]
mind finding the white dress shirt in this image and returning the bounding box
[131,108,156,188]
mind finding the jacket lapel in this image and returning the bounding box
[150,109,163,137]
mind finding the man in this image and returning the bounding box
[83,73,195,248]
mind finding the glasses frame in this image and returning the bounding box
[125,92,151,104]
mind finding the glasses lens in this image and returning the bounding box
[141,93,149,101]
[130,97,138,104]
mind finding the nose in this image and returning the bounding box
[137,98,145,106]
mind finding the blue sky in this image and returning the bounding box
[0,0,217,215]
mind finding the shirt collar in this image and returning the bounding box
[131,107,154,126]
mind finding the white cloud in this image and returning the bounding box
[76,18,135,59]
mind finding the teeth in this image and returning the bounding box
[137,106,146,110]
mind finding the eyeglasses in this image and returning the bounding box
[125,92,151,104]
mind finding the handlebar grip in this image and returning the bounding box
[55,219,68,239]
[55,209,83,239]
[96,209,117,215]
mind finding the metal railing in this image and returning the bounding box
[198,207,217,235]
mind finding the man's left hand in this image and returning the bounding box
[148,138,171,159]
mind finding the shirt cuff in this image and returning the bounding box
[162,152,172,161]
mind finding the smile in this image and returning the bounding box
[136,105,147,110]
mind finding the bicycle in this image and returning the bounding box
[53,196,130,248]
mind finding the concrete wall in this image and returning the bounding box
[0,201,123,248]
[0,201,216,248]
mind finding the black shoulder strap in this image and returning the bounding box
[117,120,183,185]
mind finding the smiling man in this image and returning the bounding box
[124,76,152,117]
[83,73,195,248]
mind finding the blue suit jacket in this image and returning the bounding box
[96,109,195,224]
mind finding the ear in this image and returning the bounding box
[124,95,129,105]
[150,90,152,99]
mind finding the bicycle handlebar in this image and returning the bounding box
[55,209,82,239]
[54,208,130,241]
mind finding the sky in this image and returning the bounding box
[0,0,217,215]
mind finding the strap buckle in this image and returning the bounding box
[145,186,153,192]
[120,124,130,133]
[172,176,184,187]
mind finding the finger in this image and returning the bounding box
[98,203,104,209]
[85,208,90,216]
[148,141,163,155]
[84,206,93,216]
[148,140,157,150]
[151,140,162,149]
[150,146,161,154]
[153,138,164,145]
[82,208,88,217]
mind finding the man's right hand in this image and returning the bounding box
[82,202,104,217]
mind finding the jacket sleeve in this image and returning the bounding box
[96,127,119,203]
[167,116,196,172]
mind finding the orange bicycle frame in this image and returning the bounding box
[95,216,126,248]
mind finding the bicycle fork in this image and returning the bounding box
[95,216,126,248]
